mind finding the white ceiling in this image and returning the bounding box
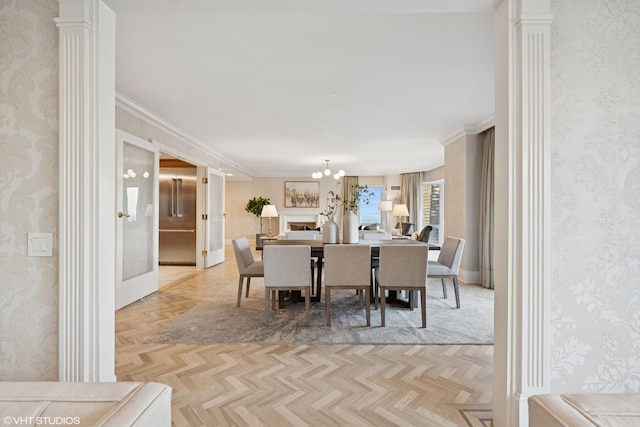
[105,0,496,180]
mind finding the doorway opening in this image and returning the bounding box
[158,152,198,288]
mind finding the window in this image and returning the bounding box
[421,181,444,244]
[359,186,382,226]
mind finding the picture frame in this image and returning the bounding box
[284,181,320,208]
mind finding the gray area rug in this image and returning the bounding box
[147,279,494,345]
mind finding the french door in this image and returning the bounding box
[201,167,225,268]
[115,130,159,309]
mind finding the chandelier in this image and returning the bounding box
[312,159,345,180]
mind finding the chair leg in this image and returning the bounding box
[246,277,251,297]
[441,278,448,299]
[364,287,371,326]
[264,288,270,326]
[310,260,315,291]
[272,290,277,311]
[373,275,379,310]
[325,288,331,326]
[380,288,386,327]
[237,276,244,307]
[420,289,427,328]
[304,287,310,327]
[453,276,460,308]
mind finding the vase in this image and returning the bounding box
[322,218,339,243]
[342,211,359,243]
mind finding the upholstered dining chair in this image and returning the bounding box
[263,245,311,327]
[395,222,415,236]
[416,225,433,243]
[376,244,429,327]
[232,237,264,307]
[324,244,372,326]
[255,233,266,259]
[428,237,465,309]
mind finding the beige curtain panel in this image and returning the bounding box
[479,127,495,290]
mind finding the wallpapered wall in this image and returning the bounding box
[0,0,59,380]
[550,0,640,392]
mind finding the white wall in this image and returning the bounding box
[549,0,640,393]
[443,132,482,283]
[0,0,59,380]
[226,177,343,240]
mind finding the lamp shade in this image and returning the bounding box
[391,204,409,217]
[378,201,392,212]
[260,204,278,218]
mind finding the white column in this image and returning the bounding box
[56,0,116,382]
[493,0,552,425]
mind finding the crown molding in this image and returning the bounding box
[115,92,254,177]
[440,114,495,147]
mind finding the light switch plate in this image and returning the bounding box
[28,232,53,257]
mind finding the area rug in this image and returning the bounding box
[147,278,494,345]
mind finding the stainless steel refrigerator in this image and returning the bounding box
[159,165,197,265]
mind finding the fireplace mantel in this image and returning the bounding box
[279,213,323,231]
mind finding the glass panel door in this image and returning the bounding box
[203,168,225,267]
[116,130,159,309]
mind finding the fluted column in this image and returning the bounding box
[56,0,116,382]
[493,0,552,426]
[518,11,552,401]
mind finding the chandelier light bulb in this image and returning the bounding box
[313,159,345,180]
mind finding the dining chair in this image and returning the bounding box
[417,225,433,243]
[428,237,465,308]
[376,244,429,327]
[263,245,311,326]
[323,244,372,326]
[232,237,264,307]
[255,233,266,259]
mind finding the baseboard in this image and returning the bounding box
[460,268,481,285]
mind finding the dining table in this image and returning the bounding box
[263,239,440,306]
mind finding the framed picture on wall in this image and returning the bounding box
[285,181,320,208]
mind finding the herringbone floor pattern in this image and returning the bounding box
[116,245,493,426]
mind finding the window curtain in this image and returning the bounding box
[479,127,495,289]
[400,172,422,229]
[342,176,358,213]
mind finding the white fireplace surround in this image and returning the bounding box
[279,213,323,231]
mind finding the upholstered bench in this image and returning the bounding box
[0,382,171,426]
[529,393,640,426]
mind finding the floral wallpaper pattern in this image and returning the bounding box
[550,0,640,392]
[0,0,59,380]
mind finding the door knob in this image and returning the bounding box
[117,212,130,218]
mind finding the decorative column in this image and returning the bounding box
[516,10,553,423]
[56,0,116,382]
[493,0,552,426]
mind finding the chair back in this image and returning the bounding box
[232,237,255,272]
[437,237,465,273]
[378,244,428,288]
[417,225,433,243]
[255,233,266,250]
[395,222,415,236]
[263,245,311,288]
[324,244,371,287]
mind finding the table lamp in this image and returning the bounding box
[260,204,278,237]
[391,204,409,236]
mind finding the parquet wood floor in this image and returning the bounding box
[116,245,493,426]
